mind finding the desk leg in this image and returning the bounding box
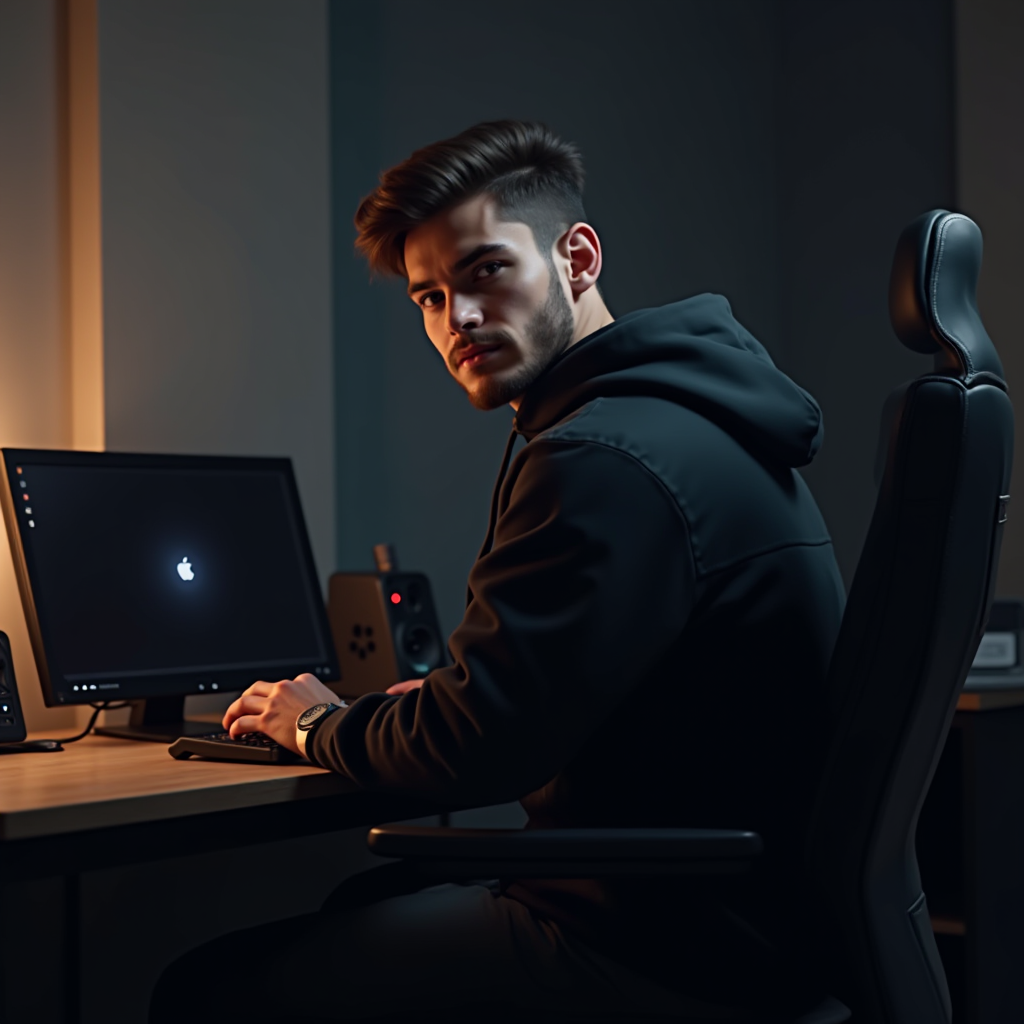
[63,873,81,1024]
[0,879,8,1024]
[962,706,1024,1023]
[0,875,74,1023]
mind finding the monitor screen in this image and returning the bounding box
[1,449,339,706]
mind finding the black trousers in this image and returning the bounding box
[148,863,746,1023]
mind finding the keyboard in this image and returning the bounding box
[168,730,303,764]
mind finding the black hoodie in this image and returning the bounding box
[311,294,846,1009]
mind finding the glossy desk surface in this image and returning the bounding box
[0,731,355,842]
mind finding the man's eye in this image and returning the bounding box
[420,291,444,309]
[474,261,503,279]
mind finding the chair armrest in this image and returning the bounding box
[367,825,763,877]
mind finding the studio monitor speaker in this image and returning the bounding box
[327,549,448,696]
[0,631,28,743]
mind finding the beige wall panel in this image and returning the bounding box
[0,0,77,729]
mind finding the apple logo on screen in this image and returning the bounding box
[177,557,194,581]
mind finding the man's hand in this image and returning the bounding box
[223,673,341,754]
[386,678,425,695]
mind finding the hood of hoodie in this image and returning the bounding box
[512,294,823,468]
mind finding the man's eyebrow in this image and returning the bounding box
[407,243,511,297]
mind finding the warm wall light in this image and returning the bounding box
[64,0,105,451]
[0,0,104,731]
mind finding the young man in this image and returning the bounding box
[151,121,845,1022]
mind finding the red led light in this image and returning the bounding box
[390,592,401,605]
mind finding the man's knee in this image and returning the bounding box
[149,918,297,1024]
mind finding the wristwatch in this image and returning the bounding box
[295,701,346,760]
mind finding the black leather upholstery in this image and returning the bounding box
[889,209,1005,383]
[368,211,1012,1024]
[808,210,1012,1022]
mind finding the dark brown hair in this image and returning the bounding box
[354,120,587,277]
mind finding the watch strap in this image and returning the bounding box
[296,702,346,763]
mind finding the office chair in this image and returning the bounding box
[367,210,1013,1024]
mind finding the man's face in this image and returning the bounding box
[404,194,575,411]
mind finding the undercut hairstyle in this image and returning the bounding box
[354,120,587,277]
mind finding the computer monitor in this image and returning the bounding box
[0,449,340,741]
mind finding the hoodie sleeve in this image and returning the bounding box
[309,438,696,804]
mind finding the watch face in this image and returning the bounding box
[298,703,331,730]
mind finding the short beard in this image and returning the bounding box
[460,268,575,412]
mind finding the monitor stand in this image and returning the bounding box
[94,695,219,743]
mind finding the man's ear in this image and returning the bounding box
[556,222,602,299]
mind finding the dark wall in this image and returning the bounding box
[956,0,1024,597]
[331,0,783,634]
[100,0,336,579]
[331,0,956,632]
[776,0,955,582]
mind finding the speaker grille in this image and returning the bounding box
[349,623,377,660]
[398,623,442,675]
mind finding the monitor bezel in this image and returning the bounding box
[0,448,340,707]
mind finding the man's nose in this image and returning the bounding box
[447,295,483,334]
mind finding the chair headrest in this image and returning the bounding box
[889,209,1005,386]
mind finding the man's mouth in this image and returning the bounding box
[454,343,502,370]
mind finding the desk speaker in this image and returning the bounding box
[327,568,448,696]
[0,631,28,743]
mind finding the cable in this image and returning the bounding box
[0,701,132,754]
[41,701,132,745]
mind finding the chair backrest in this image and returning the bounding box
[806,210,1014,1023]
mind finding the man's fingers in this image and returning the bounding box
[224,675,337,741]
[386,678,425,695]
[228,714,264,739]
[223,691,268,728]
[244,680,277,697]
[223,696,244,729]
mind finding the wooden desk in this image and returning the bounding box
[0,731,352,841]
[0,733,433,1022]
